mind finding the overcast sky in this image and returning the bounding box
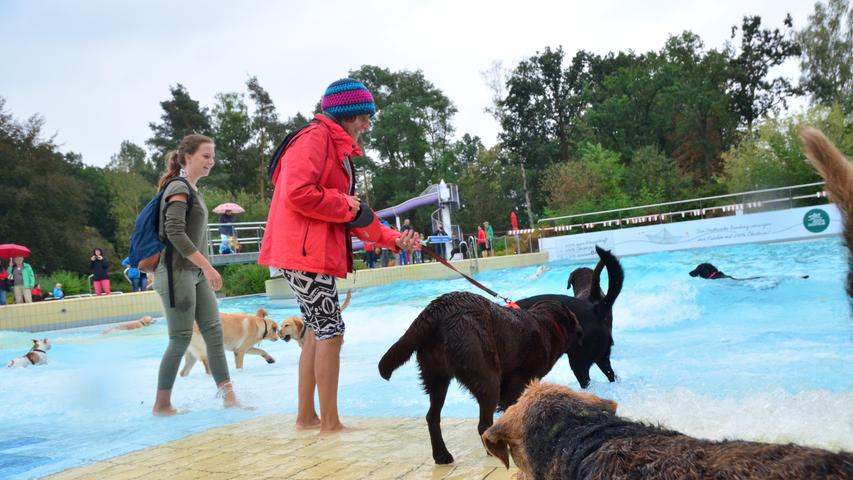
[1,0,814,167]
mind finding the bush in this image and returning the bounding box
[222,263,270,296]
[37,270,89,296]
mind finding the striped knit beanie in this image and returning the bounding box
[321,78,376,119]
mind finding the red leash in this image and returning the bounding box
[419,246,520,309]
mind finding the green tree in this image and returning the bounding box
[246,76,286,200]
[147,84,212,164]
[107,140,158,184]
[797,0,853,111]
[210,92,254,192]
[727,14,802,131]
[104,171,155,256]
[542,143,631,216]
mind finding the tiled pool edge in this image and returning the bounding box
[44,414,519,480]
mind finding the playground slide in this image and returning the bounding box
[352,191,442,251]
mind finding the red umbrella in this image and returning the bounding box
[213,203,246,214]
[0,244,31,258]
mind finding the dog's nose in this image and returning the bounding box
[283,335,291,342]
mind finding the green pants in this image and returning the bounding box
[154,267,229,390]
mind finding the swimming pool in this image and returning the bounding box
[1,237,851,479]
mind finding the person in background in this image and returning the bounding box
[8,256,34,304]
[363,242,376,268]
[432,222,449,259]
[477,224,488,258]
[122,257,143,292]
[399,219,413,265]
[258,78,420,434]
[0,260,8,305]
[31,283,45,302]
[90,248,111,296]
[218,210,235,254]
[53,283,64,300]
[485,221,495,256]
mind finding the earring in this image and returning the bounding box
[179,168,188,177]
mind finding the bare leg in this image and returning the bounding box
[315,335,345,434]
[152,389,178,416]
[296,331,321,429]
[218,380,243,409]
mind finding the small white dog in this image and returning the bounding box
[7,339,51,368]
[529,265,551,280]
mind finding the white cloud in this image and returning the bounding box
[0,0,813,167]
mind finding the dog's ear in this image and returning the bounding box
[32,339,38,344]
[567,272,574,290]
[482,424,510,469]
[256,308,268,319]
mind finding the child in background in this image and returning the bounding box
[53,283,64,300]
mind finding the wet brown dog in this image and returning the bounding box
[483,380,853,480]
[800,127,853,301]
[279,290,351,347]
[378,292,583,464]
[180,308,279,375]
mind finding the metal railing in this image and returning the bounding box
[207,221,266,257]
[534,182,828,235]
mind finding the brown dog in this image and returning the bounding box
[800,127,853,301]
[279,290,351,347]
[483,380,853,480]
[102,316,156,334]
[567,257,605,303]
[180,308,279,375]
[378,292,583,464]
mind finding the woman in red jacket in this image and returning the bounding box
[259,78,420,434]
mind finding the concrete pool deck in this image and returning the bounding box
[45,415,518,480]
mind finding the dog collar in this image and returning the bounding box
[708,271,718,279]
[32,349,46,354]
[550,319,566,340]
[262,321,268,340]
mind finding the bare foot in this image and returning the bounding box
[152,405,183,416]
[319,423,357,436]
[296,416,321,430]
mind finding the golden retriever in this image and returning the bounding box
[279,290,351,347]
[102,316,156,334]
[180,308,279,375]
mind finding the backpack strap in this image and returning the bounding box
[161,177,197,308]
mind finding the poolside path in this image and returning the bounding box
[46,415,519,479]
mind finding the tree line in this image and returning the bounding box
[2,0,852,275]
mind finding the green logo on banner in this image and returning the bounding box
[803,208,830,233]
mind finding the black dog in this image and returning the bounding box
[378,292,583,464]
[689,262,733,279]
[516,246,624,388]
[483,381,853,480]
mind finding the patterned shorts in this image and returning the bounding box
[282,269,344,340]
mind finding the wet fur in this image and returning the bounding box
[483,381,853,480]
[279,290,351,347]
[7,339,50,368]
[378,292,583,464]
[518,246,624,388]
[800,127,853,301]
[180,308,278,375]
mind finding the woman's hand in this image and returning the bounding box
[203,266,223,291]
[90,256,96,261]
[346,195,360,220]
[395,229,422,252]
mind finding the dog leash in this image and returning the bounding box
[420,246,520,309]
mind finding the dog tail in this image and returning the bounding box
[589,257,606,303]
[594,245,624,314]
[378,306,440,380]
[340,290,352,313]
[800,127,853,299]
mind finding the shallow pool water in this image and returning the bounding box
[1,237,851,479]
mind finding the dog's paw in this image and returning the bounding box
[433,451,454,464]
[266,357,275,364]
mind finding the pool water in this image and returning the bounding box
[1,237,851,479]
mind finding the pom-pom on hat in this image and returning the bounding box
[321,78,376,119]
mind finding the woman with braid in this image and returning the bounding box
[151,134,246,415]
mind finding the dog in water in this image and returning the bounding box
[279,290,351,347]
[102,315,156,334]
[800,127,853,301]
[483,380,853,480]
[689,263,807,281]
[180,308,279,375]
[378,292,583,464]
[528,265,550,280]
[7,339,51,368]
[516,246,624,388]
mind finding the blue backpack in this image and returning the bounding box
[127,177,195,307]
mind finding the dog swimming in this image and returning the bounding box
[7,339,51,368]
[689,263,808,281]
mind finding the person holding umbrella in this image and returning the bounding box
[213,203,244,255]
[0,260,8,305]
[8,256,35,304]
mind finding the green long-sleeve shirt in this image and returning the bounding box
[158,180,209,270]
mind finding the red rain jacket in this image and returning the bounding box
[258,114,399,277]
